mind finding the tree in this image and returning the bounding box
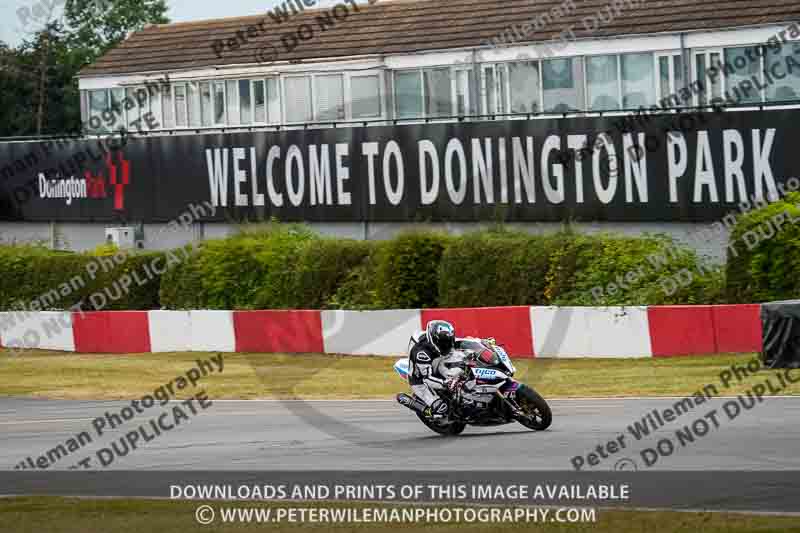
[0,0,170,137]
[0,23,82,136]
[64,0,169,66]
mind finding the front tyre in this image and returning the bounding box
[515,385,552,431]
[415,412,466,436]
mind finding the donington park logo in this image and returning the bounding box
[38,152,130,210]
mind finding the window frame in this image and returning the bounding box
[87,88,111,134]
[652,51,684,108]
[313,72,346,122]
[348,72,383,120]
[393,68,425,120]
[584,53,622,112]
[282,74,314,124]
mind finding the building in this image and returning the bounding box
[2,0,800,260]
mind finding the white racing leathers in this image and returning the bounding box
[408,339,465,407]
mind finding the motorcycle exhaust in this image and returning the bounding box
[396,393,428,414]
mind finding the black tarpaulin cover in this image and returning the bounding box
[761,300,800,368]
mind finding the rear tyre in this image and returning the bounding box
[415,412,466,436]
[515,385,552,431]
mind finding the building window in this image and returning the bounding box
[483,64,509,115]
[212,82,226,125]
[508,61,540,114]
[542,58,582,112]
[424,67,452,117]
[110,88,125,130]
[693,52,720,106]
[586,55,619,111]
[174,84,187,127]
[394,70,423,118]
[316,74,345,121]
[88,89,109,133]
[724,46,762,104]
[267,78,281,123]
[455,69,475,116]
[284,76,312,123]
[200,81,212,126]
[765,41,800,102]
[161,85,174,128]
[225,80,239,126]
[621,53,656,109]
[655,53,685,106]
[126,87,145,131]
[239,80,252,124]
[351,74,381,118]
[187,82,200,127]
[147,89,160,129]
[253,79,266,123]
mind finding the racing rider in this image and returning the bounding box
[408,320,461,418]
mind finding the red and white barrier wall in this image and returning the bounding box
[0,304,763,358]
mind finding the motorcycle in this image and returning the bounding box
[394,333,552,435]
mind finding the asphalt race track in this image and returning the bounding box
[2,397,800,471]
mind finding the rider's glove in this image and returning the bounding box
[445,377,461,393]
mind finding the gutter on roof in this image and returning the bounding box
[78,52,387,80]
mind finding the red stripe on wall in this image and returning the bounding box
[72,311,151,353]
[712,304,763,353]
[233,310,324,353]
[648,305,717,357]
[421,307,534,358]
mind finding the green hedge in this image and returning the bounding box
[5,219,782,312]
[158,245,206,310]
[158,225,378,310]
[547,233,725,306]
[289,238,375,309]
[326,241,386,310]
[438,229,561,307]
[0,245,164,312]
[375,231,450,309]
[726,191,800,302]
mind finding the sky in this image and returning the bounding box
[0,0,339,48]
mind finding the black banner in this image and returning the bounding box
[3,471,800,512]
[2,108,799,223]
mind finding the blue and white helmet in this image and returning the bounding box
[426,320,456,354]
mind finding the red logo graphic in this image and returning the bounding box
[85,170,106,198]
[106,152,130,211]
[84,152,131,210]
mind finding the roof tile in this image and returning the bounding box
[80,0,800,76]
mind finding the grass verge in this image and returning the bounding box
[0,350,797,400]
[2,497,800,533]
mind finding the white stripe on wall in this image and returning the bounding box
[321,309,422,356]
[148,310,192,352]
[0,311,75,352]
[531,306,652,358]
[189,310,236,352]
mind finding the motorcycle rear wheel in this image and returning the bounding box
[415,412,466,436]
[515,385,552,431]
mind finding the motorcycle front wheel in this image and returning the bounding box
[415,412,466,436]
[515,385,552,431]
